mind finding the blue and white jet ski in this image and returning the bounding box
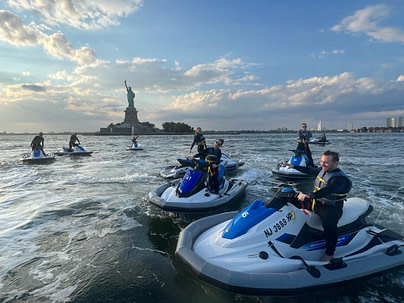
[21,149,56,164]
[272,150,316,180]
[160,153,244,179]
[126,142,144,151]
[149,160,248,214]
[176,188,404,295]
[55,145,93,156]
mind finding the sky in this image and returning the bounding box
[0,0,403,133]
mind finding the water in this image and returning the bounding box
[0,133,403,303]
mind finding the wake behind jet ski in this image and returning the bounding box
[160,153,244,179]
[55,145,93,156]
[148,159,248,214]
[272,149,317,180]
[21,149,56,164]
[176,188,404,295]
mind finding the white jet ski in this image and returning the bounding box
[149,160,248,214]
[272,150,316,180]
[310,137,330,145]
[176,188,404,295]
[160,153,244,179]
[126,142,144,151]
[55,145,93,156]
[21,149,56,164]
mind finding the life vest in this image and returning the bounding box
[313,169,352,207]
[205,147,220,165]
[195,134,206,148]
[297,129,311,142]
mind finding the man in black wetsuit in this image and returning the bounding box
[296,123,314,167]
[189,127,207,157]
[283,150,352,261]
[191,139,224,194]
[69,133,80,151]
[31,132,46,155]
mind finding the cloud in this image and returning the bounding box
[314,49,345,59]
[0,10,38,45]
[40,32,97,64]
[7,0,144,30]
[1,53,403,132]
[0,10,97,64]
[154,72,404,130]
[22,84,46,92]
[332,5,404,43]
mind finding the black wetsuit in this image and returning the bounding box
[31,136,44,151]
[69,135,80,151]
[296,129,314,167]
[291,166,352,256]
[194,147,222,194]
[190,133,207,156]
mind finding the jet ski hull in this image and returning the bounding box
[21,150,56,164]
[176,211,404,295]
[160,153,244,179]
[272,166,315,180]
[55,146,93,156]
[21,156,56,164]
[55,151,93,156]
[148,179,248,214]
[272,151,316,181]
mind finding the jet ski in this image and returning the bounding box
[21,149,56,164]
[160,153,244,179]
[126,142,144,151]
[176,188,404,295]
[310,136,330,145]
[148,159,248,214]
[272,150,316,180]
[55,145,93,156]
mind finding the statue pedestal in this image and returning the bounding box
[123,107,139,125]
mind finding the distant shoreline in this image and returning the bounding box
[1,128,403,136]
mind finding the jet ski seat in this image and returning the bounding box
[306,197,371,231]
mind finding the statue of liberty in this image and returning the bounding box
[124,80,135,108]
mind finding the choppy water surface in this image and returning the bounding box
[0,133,403,303]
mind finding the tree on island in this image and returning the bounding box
[162,122,193,133]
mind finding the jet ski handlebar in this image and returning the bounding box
[264,188,298,210]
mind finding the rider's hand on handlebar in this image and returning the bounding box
[297,193,308,202]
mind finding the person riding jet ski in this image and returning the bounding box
[283,150,352,261]
[190,139,224,194]
[69,133,80,152]
[296,122,314,167]
[31,132,46,156]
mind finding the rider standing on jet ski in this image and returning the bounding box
[284,150,352,261]
[296,123,314,167]
[132,135,139,145]
[31,132,46,155]
[191,139,224,194]
[69,133,80,151]
[189,127,207,158]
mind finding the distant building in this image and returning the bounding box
[348,121,353,131]
[317,120,322,131]
[386,117,397,128]
[398,116,403,127]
